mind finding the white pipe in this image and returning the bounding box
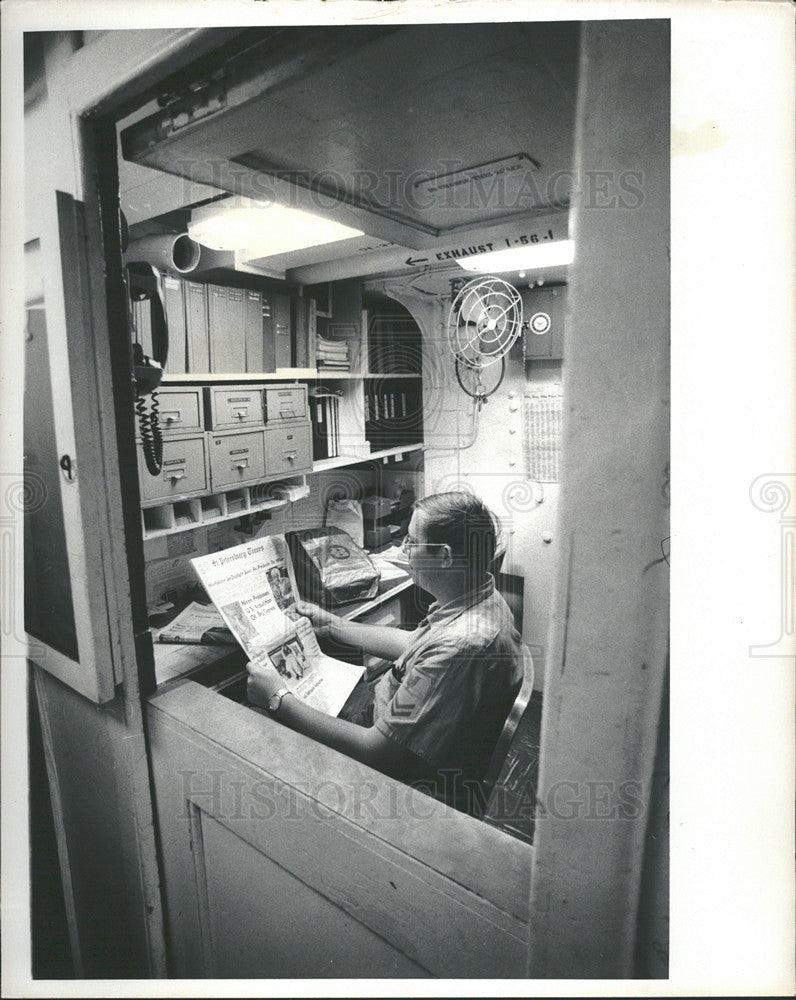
[124,233,201,274]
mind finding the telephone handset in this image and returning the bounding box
[126,262,169,476]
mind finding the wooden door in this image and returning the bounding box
[147,681,533,978]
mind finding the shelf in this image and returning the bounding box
[162,373,306,384]
[142,497,290,540]
[311,372,422,380]
[162,371,422,384]
[312,444,424,473]
[339,576,413,622]
[140,479,311,540]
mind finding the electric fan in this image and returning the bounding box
[447,276,523,408]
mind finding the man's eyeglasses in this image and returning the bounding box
[401,534,451,557]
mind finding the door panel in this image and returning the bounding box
[148,681,532,978]
[200,811,428,977]
[24,296,78,661]
[24,194,122,702]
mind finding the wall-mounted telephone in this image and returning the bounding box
[126,262,169,476]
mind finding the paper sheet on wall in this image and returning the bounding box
[191,535,363,717]
[523,384,563,483]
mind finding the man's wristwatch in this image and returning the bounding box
[266,687,290,714]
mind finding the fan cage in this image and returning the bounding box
[447,276,524,369]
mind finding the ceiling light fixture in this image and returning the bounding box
[187,197,365,257]
[455,239,575,273]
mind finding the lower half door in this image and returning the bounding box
[147,681,532,978]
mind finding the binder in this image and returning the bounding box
[161,275,186,374]
[185,281,209,373]
[360,308,369,375]
[294,297,309,369]
[260,294,277,374]
[244,289,264,373]
[331,395,339,457]
[272,292,292,369]
[209,284,246,374]
[322,398,331,460]
[311,397,328,461]
[207,285,246,375]
[308,298,317,371]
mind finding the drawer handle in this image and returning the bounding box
[233,409,248,420]
[279,409,297,420]
[234,460,250,471]
[285,452,297,462]
[161,410,182,424]
[167,471,186,483]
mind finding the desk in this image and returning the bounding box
[152,572,414,688]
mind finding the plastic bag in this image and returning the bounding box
[324,498,364,548]
[286,526,380,607]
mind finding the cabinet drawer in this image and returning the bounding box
[138,435,208,504]
[265,385,308,422]
[204,385,265,430]
[156,388,203,435]
[209,429,267,489]
[265,423,312,475]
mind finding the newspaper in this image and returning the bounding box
[155,601,236,645]
[191,535,364,717]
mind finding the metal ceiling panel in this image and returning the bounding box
[121,23,579,246]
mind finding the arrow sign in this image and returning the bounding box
[290,209,569,284]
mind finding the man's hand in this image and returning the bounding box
[246,657,286,709]
[294,600,337,635]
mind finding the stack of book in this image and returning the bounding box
[309,388,342,460]
[316,335,350,372]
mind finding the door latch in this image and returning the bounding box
[59,454,74,481]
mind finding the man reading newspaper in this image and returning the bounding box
[191,535,363,718]
[246,492,529,814]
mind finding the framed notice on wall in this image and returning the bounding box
[523,383,563,483]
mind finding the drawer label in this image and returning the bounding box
[229,448,249,456]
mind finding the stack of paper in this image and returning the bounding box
[316,335,350,371]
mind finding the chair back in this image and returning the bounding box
[481,645,535,803]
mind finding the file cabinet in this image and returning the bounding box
[156,387,203,436]
[203,385,266,431]
[265,384,308,422]
[137,434,209,504]
[208,428,267,489]
[265,423,312,476]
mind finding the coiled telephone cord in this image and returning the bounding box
[137,390,163,476]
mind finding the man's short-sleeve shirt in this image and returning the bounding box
[373,576,526,793]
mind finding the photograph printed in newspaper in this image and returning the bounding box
[191,535,363,716]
